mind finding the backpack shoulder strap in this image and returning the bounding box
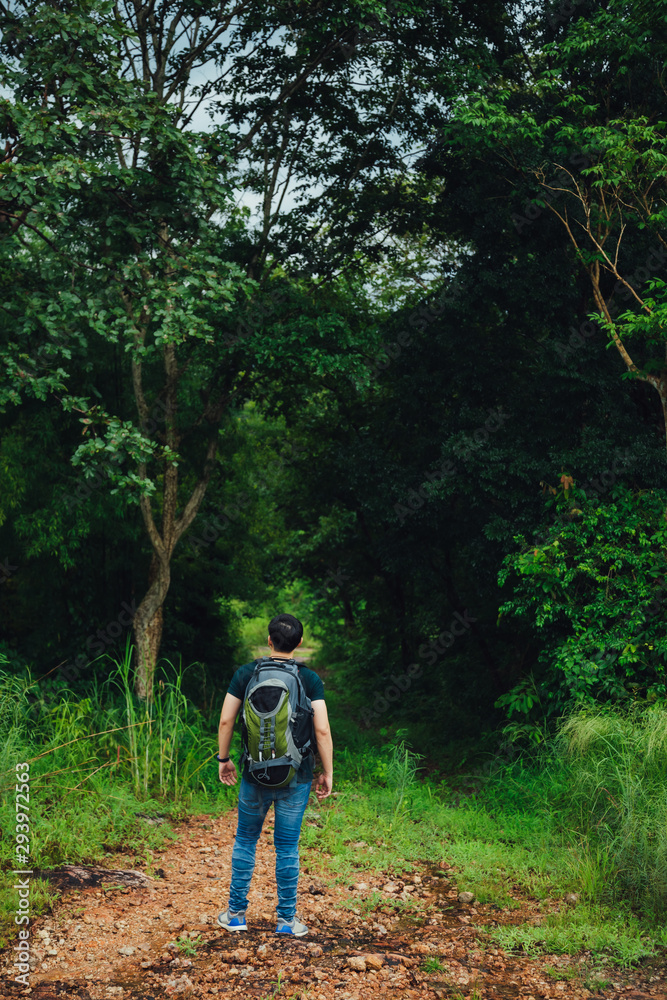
[263,656,298,670]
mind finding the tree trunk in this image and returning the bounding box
[133,553,170,701]
[134,606,164,701]
[130,428,219,700]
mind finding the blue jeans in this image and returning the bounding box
[228,776,312,922]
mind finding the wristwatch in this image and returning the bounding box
[216,754,230,763]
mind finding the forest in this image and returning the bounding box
[1,1,667,998]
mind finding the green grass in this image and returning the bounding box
[174,933,203,956]
[259,971,288,998]
[422,956,446,973]
[487,903,655,966]
[543,963,582,981]
[301,701,667,965]
[338,890,385,914]
[302,751,575,907]
[543,959,612,990]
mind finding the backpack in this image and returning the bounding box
[241,657,315,788]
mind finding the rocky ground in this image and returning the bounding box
[1,807,664,1000]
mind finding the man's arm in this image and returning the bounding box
[312,699,333,800]
[218,692,242,785]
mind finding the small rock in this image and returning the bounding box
[46,949,58,956]
[382,882,399,894]
[372,923,387,935]
[118,946,136,956]
[198,913,210,924]
[347,956,367,972]
[364,953,384,969]
[308,881,325,895]
[565,893,579,904]
[353,881,369,891]
[256,944,273,959]
[307,944,323,958]
[140,960,152,969]
[352,840,367,848]
[458,891,475,904]
[409,943,430,954]
[232,948,249,964]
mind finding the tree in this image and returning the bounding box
[1,0,253,697]
[448,0,667,454]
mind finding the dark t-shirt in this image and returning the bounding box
[227,659,325,784]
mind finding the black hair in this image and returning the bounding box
[268,613,303,653]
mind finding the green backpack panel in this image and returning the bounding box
[242,657,314,787]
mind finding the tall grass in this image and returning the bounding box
[386,739,423,823]
[109,647,218,800]
[554,705,667,915]
[0,671,34,775]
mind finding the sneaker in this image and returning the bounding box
[217,909,247,932]
[275,916,308,937]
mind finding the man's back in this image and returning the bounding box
[216,614,333,937]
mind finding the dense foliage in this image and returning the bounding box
[499,484,667,722]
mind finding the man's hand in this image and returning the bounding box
[314,772,332,801]
[219,759,238,786]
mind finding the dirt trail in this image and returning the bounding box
[1,809,663,1000]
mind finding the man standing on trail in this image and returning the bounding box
[216,613,333,937]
